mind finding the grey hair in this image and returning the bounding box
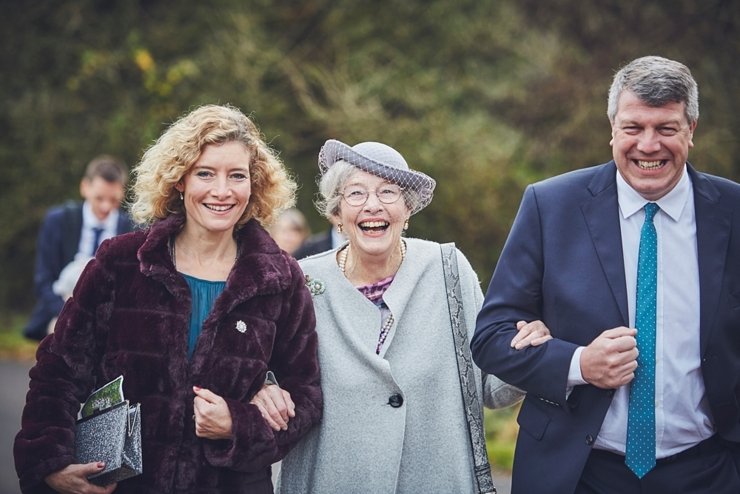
[607,56,699,125]
[315,160,421,220]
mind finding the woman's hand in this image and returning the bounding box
[45,462,117,493]
[193,386,233,440]
[250,384,295,431]
[511,320,553,350]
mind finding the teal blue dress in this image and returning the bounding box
[182,273,226,358]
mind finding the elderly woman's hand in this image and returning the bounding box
[193,386,233,440]
[250,384,295,431]
[511,320,553,350]
[45,462,117,494]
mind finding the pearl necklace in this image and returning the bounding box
[338,239,407,276]
[337,240,406,354]
[376,312,394,355]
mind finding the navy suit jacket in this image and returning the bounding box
[293,228,334,259]
[24,201,134,340]
[471,162,740,493]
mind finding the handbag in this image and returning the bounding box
[440,243,497,494]
[75,399,143,486]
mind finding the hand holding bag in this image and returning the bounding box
[74,399,143,486]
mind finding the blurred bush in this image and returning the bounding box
[485,403,521,471]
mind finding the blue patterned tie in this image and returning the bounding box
[91,227,104,255]
[626,202,658,478]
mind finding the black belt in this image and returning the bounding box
[591,434,726,465]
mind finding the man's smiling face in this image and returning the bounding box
[610,90,696,201]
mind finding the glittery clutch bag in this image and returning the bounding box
[74,400,142,486]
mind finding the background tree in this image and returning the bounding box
[1,0,737,319]
[1,0,737,475]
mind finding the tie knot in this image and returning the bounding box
[644,203,658,222]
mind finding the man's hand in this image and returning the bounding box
[580,327,638,389]
[45,462,117,494]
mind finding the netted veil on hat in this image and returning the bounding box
[318,139,436,215]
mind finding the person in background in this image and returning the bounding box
[268,207,311,255]
[23,155,134,341]
[291,216,344,259]
[472,56,740,493]
[250,139,550,493]
[14,104,322,494]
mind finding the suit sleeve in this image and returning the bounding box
[32,210,68,322]
[202,256,322,471]
[471,185,578,407]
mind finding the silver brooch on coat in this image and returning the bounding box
[235,320,247,333]
[305,275,325,296]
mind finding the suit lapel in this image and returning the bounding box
[62,202,83,263]
[690,166,731,354]
[581,163,629,325]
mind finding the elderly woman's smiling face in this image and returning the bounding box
[335,169,409,261]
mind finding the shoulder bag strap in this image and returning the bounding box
[440,242,496,494]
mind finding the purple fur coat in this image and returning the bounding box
[14,214,322,494]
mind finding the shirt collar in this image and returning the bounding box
[616,164,691,222]
[82,200,119,230]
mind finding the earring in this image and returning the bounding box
[337,223,343,234]
[403,220,409,231]
[179,192,184,201]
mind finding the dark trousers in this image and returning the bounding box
[575,435,740,494]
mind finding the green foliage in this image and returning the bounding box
[485,404,521,472]
[0,313,37,361]
[0,0,738,313]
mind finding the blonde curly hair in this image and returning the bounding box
[130,104,296,227]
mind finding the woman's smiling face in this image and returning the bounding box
[335,169,409,261]
[177,141,252,236]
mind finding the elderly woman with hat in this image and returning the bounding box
[249,139,550,493]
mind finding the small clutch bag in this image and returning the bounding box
[74,400,142,485]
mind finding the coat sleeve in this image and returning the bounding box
[14,257,111,493]
[202,256,322,471]
[471,186,578,407]
[456,248,525,409]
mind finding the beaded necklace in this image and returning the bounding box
[338,240,406,354]
[338,239,406,276]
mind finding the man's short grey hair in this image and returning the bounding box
[315,161,423,220]
[607,56,699,125]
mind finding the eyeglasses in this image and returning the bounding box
[341,184,404,207]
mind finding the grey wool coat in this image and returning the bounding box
[278,237,523,494]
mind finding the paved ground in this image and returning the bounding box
[1,358,512,493]
[1,359,32,494]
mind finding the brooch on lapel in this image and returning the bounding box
[235,320,248,333]
[305,275,325,296]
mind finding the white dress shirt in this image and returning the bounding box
[569,165,714,457]
[78,201,120,257]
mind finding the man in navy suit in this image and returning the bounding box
[472,56,740,493]
[293,217,345,259]
[24,155,134,341]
